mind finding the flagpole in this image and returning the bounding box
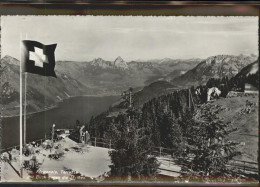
[20,34,23,178]
[24,72,27,145]
[24,33,27,146]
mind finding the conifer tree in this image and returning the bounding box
[183,104,241,176]
[107,88,159,180]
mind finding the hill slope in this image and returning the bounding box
[235,59,259,77]
[171,55,257,88]
[210,95,258,162]
[0,56,93,116]
[132,81,178,107]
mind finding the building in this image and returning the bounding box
[244,83,258,94]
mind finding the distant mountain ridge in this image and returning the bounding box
[0,56,94,116]
[171,54,257,87]
[0,55,200,116]
[90,56,128,70]
[91,58,112,68]
[127,55,258,107]
[1,54,256,116]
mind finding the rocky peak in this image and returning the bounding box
[205,55,230,65]
[91,57,112,68]
[92,57,105,64]
[1,55,20,66]
[171,54,258,87]
[113,56,128,69]
[205,54,257,66]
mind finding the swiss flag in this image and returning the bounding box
[21,40,57,77]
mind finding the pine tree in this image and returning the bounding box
[184,104,241,176]
[108,110,159,180]
[141,102,157,147]
[165,112,184,158]
[107,88,159,180]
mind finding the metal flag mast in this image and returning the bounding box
[24,33,27,146]
[19,33,23,178]
[24,72,27,145]
[19,33,28,179]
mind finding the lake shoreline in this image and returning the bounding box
[1,95,121,149]
[1,93,121,118]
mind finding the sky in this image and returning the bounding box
[1,16,258,62]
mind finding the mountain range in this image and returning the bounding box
[171,55,257,87]
[128,55,258,108]
[90,56,128,70]
[0,55,201,116]
[0,54,257,116]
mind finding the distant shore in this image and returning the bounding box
[1,94,121,118]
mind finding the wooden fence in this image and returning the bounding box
[228,159,258,174]
[141,146,259,176]
[89,137,113,149]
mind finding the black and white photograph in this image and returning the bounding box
[0,15,259,184]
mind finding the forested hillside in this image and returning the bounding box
[88,60,259,164]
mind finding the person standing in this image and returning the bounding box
[85,131,90,145]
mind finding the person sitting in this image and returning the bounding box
[23,145,30,156]
[31,141,36,147]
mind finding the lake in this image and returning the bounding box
[1,95,120,150]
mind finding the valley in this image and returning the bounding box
[0,55,202,116]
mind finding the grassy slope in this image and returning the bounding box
[211,95,258,162]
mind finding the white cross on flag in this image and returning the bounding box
[29,47,47,68]
[21,40,57,77]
